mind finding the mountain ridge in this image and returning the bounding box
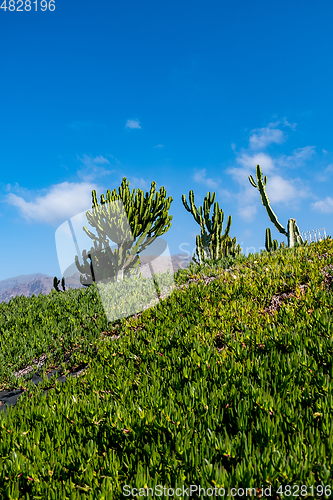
[0,254,194,304]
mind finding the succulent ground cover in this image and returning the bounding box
[0,237,332,499]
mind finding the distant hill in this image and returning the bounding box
[0,254,194,304]
[0,273,50,293]
[0,273,85,305]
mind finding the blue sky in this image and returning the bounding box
[1,0,333,281]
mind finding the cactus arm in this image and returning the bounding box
[53,277,60,292]
[249,165,287,236]
[223,215,232,238]
[248,175,257,188]
[254,165,287,236]
[265,228,273,253]
[53,277,66,292]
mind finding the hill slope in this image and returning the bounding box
[0,240,332,495]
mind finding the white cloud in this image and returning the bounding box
[233,173,311,225]
[78,154,110,168]
[217,188,233,201]
[224,118,318,223]
[235,152,276,174]
[4,181,103,226]
[5,182,17,192]
[282,118,297,130]
[246,118,296,151]
[316,163,333,182]
[237,204,257,222]
[263,175,310,204]
[326,163,333,172]
[92,155,110,165]
[125,119,141,129]
[311,197,333,213]
[225,153,276,200]
[221,116,333,226]
[193,169,221,189]
[249,126,285,150]
[276,146,316,169]
[230,158,311,208]
[76,155,113,182]
[154,144,164,148]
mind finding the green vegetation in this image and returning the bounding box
[0,236,332,498]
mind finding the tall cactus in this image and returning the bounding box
[182,190,242,265]
[265,227,279,253]
[249,164,306,249]
[75,177,173,286]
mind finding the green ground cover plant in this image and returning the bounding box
[0,237,332,499]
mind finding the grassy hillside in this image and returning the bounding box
[0,237,333,499]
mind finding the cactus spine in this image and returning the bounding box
[182,190,242,265]
[249,164,306,249]
[75,177,173,286]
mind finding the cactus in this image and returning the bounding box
[53,277,66,292]
[265,227,279,253]
[249,164,306,249]
[75,177,173,286]
[273,238,279,252]
[182,190,242,265]
[224,234,243,258]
